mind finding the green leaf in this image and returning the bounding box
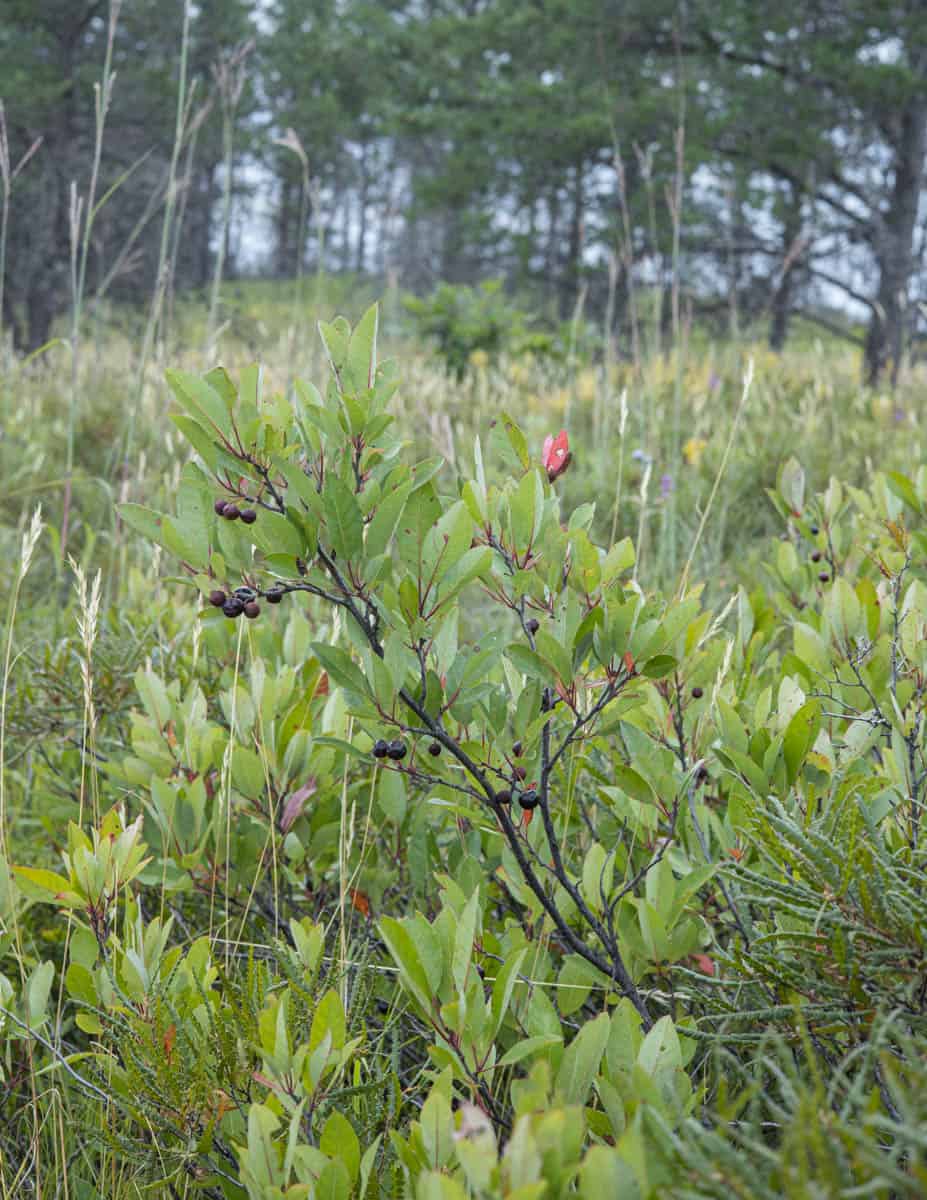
[778,456,805,514]
[885,470,921,513]
[609,764,655,807]
[366,478,414,558]
[491,946,527,1037]
[556,1011,610,1105]
[345,303,379,392]
[119,503,168,549]
[496,1034,562,1067]
[323,475,363,562]
[451,891,481,996]
[65,962,98,1007]
[318,316,351,379]
[602,538,636,586]
[13,867,81,906]
[320,1112,361,1186]
[637,1015,682,1076]
[309,989,346,1053]
[783,699,821,787]
[25,961,55,1029]
[311,644,371,702]
[231,747,265,800]
[165,369,233,439]
[507,642,555,684]
[379,916,434,1016]
[641,654,676,679]
[316,1159,351,1200]
[500,411,531,470]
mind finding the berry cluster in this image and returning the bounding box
[208,582,286,621]
[495,786,538,810]
[214,498,257,524]
[209,586,260,620]
[372,738,408,761]
[806,522,829,582]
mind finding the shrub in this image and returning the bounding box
[5,306,927,1195]
[405,281,534,376]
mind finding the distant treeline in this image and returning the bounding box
[1,0,925,381]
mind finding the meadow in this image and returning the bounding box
[2,282,927,1199]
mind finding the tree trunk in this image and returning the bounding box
[769,184,803,352]
[559,163,585,318]
[276,173,293,277]
[356,142,369,275]
[864,67,927,385]
[544,185,561,310]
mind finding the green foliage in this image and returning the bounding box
[405,282,539,377]
[6,301,927,1196]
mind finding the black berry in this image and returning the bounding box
[514,765,527,781]
[519,789,539,810]
[214,499,228,515]
[512,741,523,758]
[811,550,822,563]
[372,739,389,759]
[696,765,710,785]
[241,509,257,525]
[497,789,512,805]
[208,589,226,607]
[810,525,820,535]
[243,601,260,619]
[387,739,407,761]
[222,599,244,618]
[224,505,241,521]
[526,618,540,635]
[691,686,704,699]
[818,572,830,583]
[428,742,441,757]
[266,587,283,604]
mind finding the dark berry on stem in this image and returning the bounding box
[691,686,704,699]
[526,618,540,635]
[241,509,257,525]
[811,550,822,563]
[514,765,527,781]
[512,741,523,758]
[818,572,830,583]
[372,739,389,759]
[243,601,260,619]
[224,505,241,520]
[266,587,283,604]
[519,789,539,810]
[222,599,243,618]
[208,589,226,608]
[497,789,512,805]
[428,742,441,757]
[387,739,407,761]
[810,525,820,535]
[214,499,228,515]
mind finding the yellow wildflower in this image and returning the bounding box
[683,436,708,467]
[576,368,598,403]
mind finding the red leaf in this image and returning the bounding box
[350,888,371,918]
[691,954,715,977]
[281,779,317,832]
[542,430,572,482]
